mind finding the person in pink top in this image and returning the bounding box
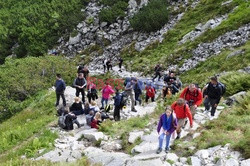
[101,82,114,109]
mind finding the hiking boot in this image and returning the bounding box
[156,148,162,154]
[131,109,137,112]
[165,148,169,153]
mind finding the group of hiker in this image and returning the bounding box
[156,76,225,153]
[55,61,225,154]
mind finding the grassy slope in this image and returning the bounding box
[121,0,250,75]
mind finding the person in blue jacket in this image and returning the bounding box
[113,88,122,121]
[156,106,178,154]
[55,74,66,107]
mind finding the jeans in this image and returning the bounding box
[101,98,108,108]
[204,97,218,116]
[135,92,142,105]
[56,92,66,106]
[158,133,172,150]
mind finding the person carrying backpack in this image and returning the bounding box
[156,106,178,154]
[134,79,143,106]
[73,73,87,103]
[145,83,155,103]
[171,98,193,139]
[153,64,162,82]
[55,74,66,107]
[113,88,122,121]
[59,107,82,130]
[180,84,203,117]
[203,76,225,120]
[87,82,98,103]
[125,78,137,112]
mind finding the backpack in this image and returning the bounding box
[120,92,128,108]
[174,103,187,114]
[104,104,111,113]
[184,86,199,98]
[58,113,67,128]
[218,82,226,96]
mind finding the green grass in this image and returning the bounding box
[193,91,250,158]
[0,90,57,158]
[121,0,249,75]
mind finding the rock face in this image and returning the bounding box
[128,131,144,144]
[175,24,250,72]
[225,91,247,106]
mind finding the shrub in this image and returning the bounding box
[99,1,128,24]
[129,0,169,32]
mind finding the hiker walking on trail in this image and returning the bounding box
[113,88,122,121]
[203,76,225,120]
[106,59,112,72]
[103,59,107,73]
[118,57,123,72]
[153,64,162,82]
[87,82,98,103]
[164,72,179,95]
[180,84,203,117]
[156,106,177,154]
[171,98,193,139]
[134,79,143,106]
[125,78,137,112]
[145,83,155,103]
[101,82,115,109]
[55,74,66,107]
[73,73,87,103]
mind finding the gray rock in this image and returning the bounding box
[195,149,210,159]
[179,157,188,164]
[241,159,250,166]
[83,132,104,142]
[222,0,233,6]
[101,22,108,28]
[225,91,246,106]
[128,131,144,144]
[226,49,245,59]
[69,34,81,45]
[126,158,164,166]
[225,158,239,166]
[166,153,179,162]
[191,156,201,166]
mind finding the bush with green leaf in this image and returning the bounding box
[129,0,169,32]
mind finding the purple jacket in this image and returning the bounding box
[157,113,178,134]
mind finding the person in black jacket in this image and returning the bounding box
[203,77,222,119]
[153,64,162,82]
[73,73,87,103]
[63,108,82,130]
[118,57,123,72]
[70,97,84,115]
[113,88,122,121]
[55,74,66,107]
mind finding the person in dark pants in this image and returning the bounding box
[55,74,66,107]
[153,64,162,82]
[134,79,142,106]
[63,107,82,130]
[113,88,122,121]
[73,73,87,103]
[118,57,123,72]
[70,97,84,115]
[106,59,112,72]
[203,76,223,120]
[145,84,155,103]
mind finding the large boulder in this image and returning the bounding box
[225,91,247,106]
[191,156,201,166]
[241,159,250,166]
[83,132,104,142]
[166,153,179,162]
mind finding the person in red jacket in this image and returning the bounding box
[171,98,193,139]
[180,84,203,117]
[145,84,155,103]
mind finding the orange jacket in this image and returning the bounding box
[171,101,193,126]
[180,87,203,106]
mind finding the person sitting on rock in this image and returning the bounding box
[180,84,203,118]
[171,98,193,139]
[145,83,156,103]
[90,101,100,113]
[86,110,95,127]
[91,112,102,129]
[70,97,84,115]
[63,107,82,130]
[157,106,177,154]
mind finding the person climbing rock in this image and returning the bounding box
[73,73,87,103]
[101,82,114,109]
[157,106,177,154]
[55,74,66,107]
[203,76,224,120]
[171,98,193,139]
[153,64,162,82]
[180,84,203,118]
[125,78,137,112]
[70,97,84,115]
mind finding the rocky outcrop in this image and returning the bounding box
[175,24,250,72]
[225,91,247,106]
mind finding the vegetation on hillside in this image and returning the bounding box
[0,0,89,63]
[130,0,169,32]
[0,56,76,122]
